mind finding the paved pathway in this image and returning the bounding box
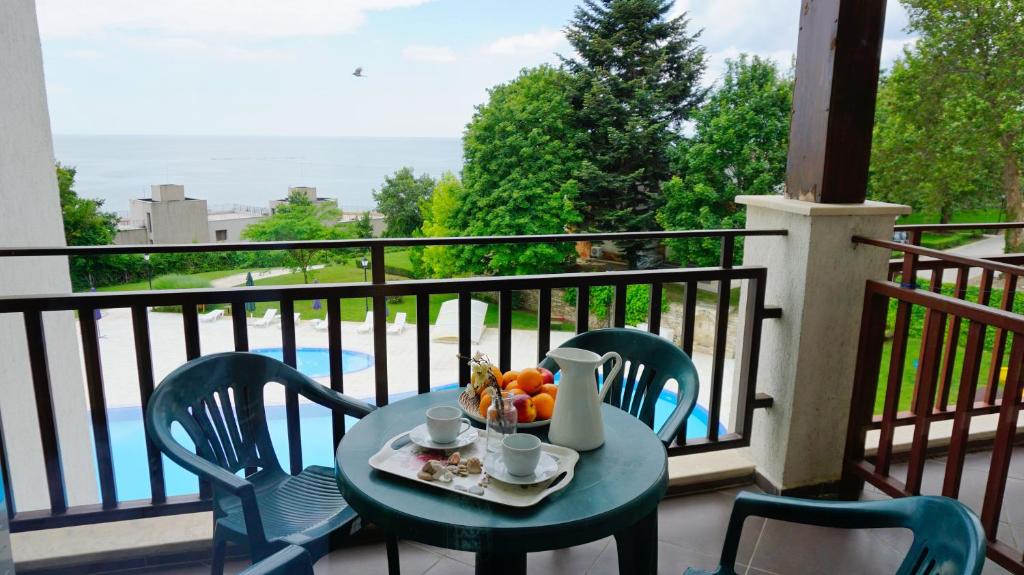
[916,234,1006,283]
[210,264,326,288]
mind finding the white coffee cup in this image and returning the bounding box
[425,406,471,444]
[502,433,542,476]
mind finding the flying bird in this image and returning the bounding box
[353,67,367,78]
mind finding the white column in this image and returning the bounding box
[734,195,909,492]
[0,0,99,510]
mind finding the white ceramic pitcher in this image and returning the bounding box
[546,347,622,451]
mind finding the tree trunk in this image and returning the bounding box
[938,201,953,224]
[1002,137,1023,252]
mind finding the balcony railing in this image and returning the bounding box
[850,224,1024,574]
[0,229,784,535]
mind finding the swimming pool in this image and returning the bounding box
[250,347,374,377]
[101,365,725,501]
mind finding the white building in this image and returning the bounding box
[115,185,271,244]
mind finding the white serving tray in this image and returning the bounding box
[368,431,579,508]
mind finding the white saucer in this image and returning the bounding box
[484,452,560,485]
[408,423,479,450]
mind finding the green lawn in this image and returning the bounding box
[875,333,996,416]
[96,268,271,292]
[896,208,1005,250]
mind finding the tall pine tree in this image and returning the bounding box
[564,0,707,268]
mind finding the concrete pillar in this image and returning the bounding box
[0,0,99,510]
[734,195,909,493]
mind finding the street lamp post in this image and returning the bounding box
[144,253,152,289]
[360,256,369,312]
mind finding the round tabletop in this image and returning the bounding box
[334,389,668,553]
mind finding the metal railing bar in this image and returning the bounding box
[458,293,471,386]
[0,266,766,312]
[499,290,512,372]
[856,235,1024,277]
[416,293,430,394]
[537,288,552,363]
[279,299,302,476]
[22,311,67,514]
[78,309,118,508]
[182,305,200,360]
[0,229,790,257]
[230,302,248,351]
[895,222,1024,233]
[613,284,627,328]
[327,298,344,446]
[648,282,662,336]
[575,285,589,334]
[130,305,166,504]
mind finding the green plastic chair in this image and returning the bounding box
[539,327,699,446]
[684,492,986,575]
[145,352,380,574]
[239,545,313,575]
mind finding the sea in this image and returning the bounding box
[52,134,464,215]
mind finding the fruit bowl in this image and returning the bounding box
[457,388,550,429]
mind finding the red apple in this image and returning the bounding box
[511,394,537,423]
[538,367,555,385]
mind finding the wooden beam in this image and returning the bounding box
[785,0,888,204]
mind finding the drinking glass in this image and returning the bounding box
[485,391,517,452]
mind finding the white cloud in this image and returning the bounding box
[35,0,432,40]
[402,45,456,63]
[484,29,566,56]
[67,48,104,60]
[124,36,293,62]
[880,36,918,69]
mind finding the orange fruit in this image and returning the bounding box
[489,365,503,386]
[533,392,555,420]
[501,370,519,389]
[506,381,522,392]
[517,368,544,395]
[478,392,493,418]
[508,387,528,396]
[540,383,558,399]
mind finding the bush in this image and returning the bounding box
[563,285,668,326]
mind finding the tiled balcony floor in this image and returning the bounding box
[150,449,1023,574]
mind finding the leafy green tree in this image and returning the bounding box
[373,167,435,238]
[870,53,1000,223]
[353,211,374,239]
[564,0,707,268]
[453,65,584,276]
[414,172,463,278]
[658,55,793,266]
[242,190,342,282]
[57,163,119,288]
[869,1,1018,236]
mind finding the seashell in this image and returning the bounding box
[465,457,482,474]
[468,485,484,495]
[436,470,453,483]
[454,484,468,492]
[477,475,489,487]
[416,470,434,481]
[448,452,461,465]
[446,464,459,474]
[457,462,469,476]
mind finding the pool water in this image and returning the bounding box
[102,362,726,501]
[250,347,374,377]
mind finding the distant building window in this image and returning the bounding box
[215,230,227,241]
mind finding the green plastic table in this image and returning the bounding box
[334,390,668,575]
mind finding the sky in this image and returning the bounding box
[36,0,917,138]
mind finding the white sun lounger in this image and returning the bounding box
[313,318,329,331]
[387,312,407,335]
[355,311,373,333]
[253,308,277,327]
[431,299,488,343]
[198,309,224,323]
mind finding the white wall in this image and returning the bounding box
[0,0,99,512]
[208,215,264,242]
